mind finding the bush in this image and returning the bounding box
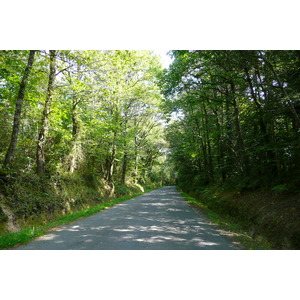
[271,184,289,193]
[0,170,150,235]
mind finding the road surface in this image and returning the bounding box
[15,186,237,250]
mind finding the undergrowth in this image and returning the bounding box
[0,190,154,250]
[179,189,272,250]
[0,171,148,230]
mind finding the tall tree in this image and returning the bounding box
[1,50,168,189]
[161,50,300,190]
[3,50,36,167]
[36,50,57,175]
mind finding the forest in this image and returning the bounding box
[161,50,300,191]
[0,50,300,249]
[0,50,171,234]
[160,50,300,249]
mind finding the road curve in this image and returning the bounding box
[15,186,237,250]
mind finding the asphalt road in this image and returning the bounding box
[15,186,237,250]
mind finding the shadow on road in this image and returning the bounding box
[16,187,237,250]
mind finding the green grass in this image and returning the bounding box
[179,190,272,250]
[0,189,154,250]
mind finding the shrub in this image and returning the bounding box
[271,184,289,193]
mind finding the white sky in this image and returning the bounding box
[153,50,173,69]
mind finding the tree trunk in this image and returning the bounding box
[121,119,128,184]
[3,50,36,167]
[106,132,117,183]
[256,66,281,177]
[258,51,300,129]
[202,103,214,182]
[121,152,127,184]
[212,105,226,181]
[134,135,139,184]
[68,98,82,172]
[36,50,57,175]
[230,82,249,174]
[65,64,83,173]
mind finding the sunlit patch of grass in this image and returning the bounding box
[179,190,272,250]
[0,189,154,250]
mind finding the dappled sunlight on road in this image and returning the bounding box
[16,186,237,250]
[142,202,169,206]
[135,235,186,244]
[190,238,218,247]
[38,233,57,241]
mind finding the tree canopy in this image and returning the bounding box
[1,49,300,204]
[160,50,300,192]
[0,50,169,187]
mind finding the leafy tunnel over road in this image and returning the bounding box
[16,186,237,250]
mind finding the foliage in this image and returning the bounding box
[179,190,272,250]
[271,184,289,193]
[0,188,155,249]
[1,50,167,182]
[2,49,300,245]
[160,50,300,191]
[0,50,169,232]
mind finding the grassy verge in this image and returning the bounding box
[0,189,155,250]
[179,190,272,250]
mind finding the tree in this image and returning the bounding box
[1,50,167,189]
[161,50,300,190]
[3,50,36,167]
[36,50,57,175]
